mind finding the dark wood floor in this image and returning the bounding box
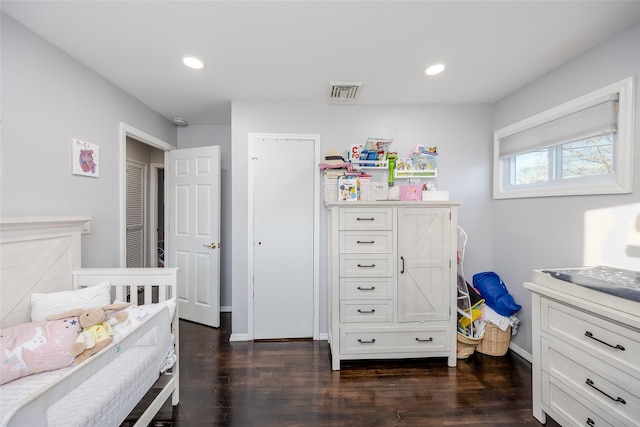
[145,313,560,426]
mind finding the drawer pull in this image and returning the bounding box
[586,418,595,427]
[584,331,625,351]
[356,240,375,244]
[415,337,434,342]
[356,217,375,221]
[357,264,376,268]
[357,286,376,291]
[357,338,376,344]
[585,379,626,404]
[400,256,405,274]
[357,309,376,314]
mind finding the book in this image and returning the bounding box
[338,176,360,202]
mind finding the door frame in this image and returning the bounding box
[148,162,164,267]
[247,133,321,340]
[119,123,175,267]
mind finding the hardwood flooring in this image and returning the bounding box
[143,313,561,426]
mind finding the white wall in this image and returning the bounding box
[0,13,177,268]
[177,125,233,309]
[231,103,494,338]
[491,22,640,354]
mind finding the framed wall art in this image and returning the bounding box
[72,138,99,177]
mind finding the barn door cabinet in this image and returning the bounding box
[326,201,460,370]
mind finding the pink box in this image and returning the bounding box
[399,185,422,201]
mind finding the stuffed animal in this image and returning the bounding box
[47,303,130,365]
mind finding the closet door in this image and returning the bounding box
[397,207,451,322]
[126,161,146,268]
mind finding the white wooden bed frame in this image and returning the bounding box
[0,216,179,426]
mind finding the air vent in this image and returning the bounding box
[329,82,362,101]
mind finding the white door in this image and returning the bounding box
[167,146,221,327]
[251,135,317,339]
[126,160,146,268]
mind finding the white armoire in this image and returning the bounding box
[326,201,460,370]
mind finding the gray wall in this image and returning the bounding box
[491,22,640,354]
[177,125,233,310]
[1,13,177,268]
[231,103,494,339]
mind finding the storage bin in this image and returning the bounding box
[399,185,422,201]
[323,178,338,202]
[422,190,449,201]
[476,324,511,356]
[456,332,483,359]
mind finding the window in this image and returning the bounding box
[494,77,635,199]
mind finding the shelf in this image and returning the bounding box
[395,169,437,178]
[350,159,388,169]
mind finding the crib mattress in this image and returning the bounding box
[0,306,173,427]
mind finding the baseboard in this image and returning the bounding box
[221,305,231,313]
[229,333,250,342]
[508,341,532,363]
[318,333,328,341]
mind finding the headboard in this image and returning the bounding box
[0,216,91,328]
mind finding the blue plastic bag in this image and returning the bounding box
[472,272,521,316]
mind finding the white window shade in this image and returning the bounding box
[498,95,618,159]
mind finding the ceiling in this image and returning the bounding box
[3,1,640,126]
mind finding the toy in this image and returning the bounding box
[47,303,130,365]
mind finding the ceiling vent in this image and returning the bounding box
[329,82,362,101]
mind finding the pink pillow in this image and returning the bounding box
[0,318,81,385]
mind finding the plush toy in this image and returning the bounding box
[47,303,130,365]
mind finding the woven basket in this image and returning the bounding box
[477,324,511,356]
[456,332,483,359]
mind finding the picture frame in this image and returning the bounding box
[72,138,99,177]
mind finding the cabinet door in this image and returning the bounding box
[397,207,451,322]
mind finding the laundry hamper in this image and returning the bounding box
[476,324,511,356]
[456,332,483,359]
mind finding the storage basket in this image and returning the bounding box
[477,324,511,356]
[456,332,483,359]
[399,185,422,201]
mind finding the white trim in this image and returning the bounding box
[118,123,175,267]
[493,76,635,199]
[508,341,532,363]
[247,133,321,341]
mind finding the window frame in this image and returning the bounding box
[493,77,635,199]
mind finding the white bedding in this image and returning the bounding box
[0,305,174,427]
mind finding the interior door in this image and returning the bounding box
[252,136,316,339]
[167,146,221,327]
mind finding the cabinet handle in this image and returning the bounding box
[357,338,376,344]
[356,217,375,221]
[357,264,376,268]
[400,256,405,274]
[584,331,625,351]
[357,309,376,314]
[586,418,595,427]
[356,240,375,244]
[357,286,376,291]
[415,337,433,342]
[585,379,626,404]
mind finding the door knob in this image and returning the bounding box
[203,243,220,249]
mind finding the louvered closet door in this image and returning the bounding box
[126,161,146,268]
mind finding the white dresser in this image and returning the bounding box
[525,268,640,427]
[325,201,459,370]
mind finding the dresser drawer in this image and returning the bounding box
[543,339,639,425]
[340,254,394,277]
[341,327,448,355]
[340,301,393,323]
[339,208,393,231]
[543,372,618,427]
[340,278,393,300]
[339,231,393,253]
[543,299,640,380]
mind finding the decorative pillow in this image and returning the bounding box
[31,282,111,322]
[108,299,176,345]
[0,318,81,385]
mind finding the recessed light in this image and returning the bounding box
[182,56,204,70]
[425,63,445,76]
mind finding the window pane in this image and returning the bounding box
[513,150,549,185]
[560,134,613,179]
